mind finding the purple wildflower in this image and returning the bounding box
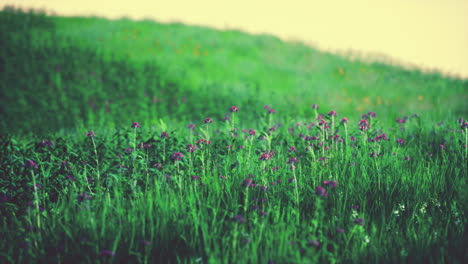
[160,132,170,138]
[0,192,8,203]
[24,160,38,169]
[312,104,319,110]
[99,250,116,257]
[131,122,140,128]
[368,111,377,117]
[340,117,349,123]
[230,106,239,112]
[40,140,54,147]
[396,118,406,124]
[286,157,298,164]
[242,178,253,187]
[231,214,245,223]
[314,186,328,197]
[353,218,365,226]
[196,138,211,146]
[328,110,337,117]
[323,180,337,188]
[204,117,213,124]
[307,240,320,248]
[78,192,92,203]
[186,144,196,152]
[172,152,184,161]
[188,123,196,130]
[359,119,370,131]
[86,131,96,137]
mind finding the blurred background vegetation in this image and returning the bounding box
[1,7,467,135]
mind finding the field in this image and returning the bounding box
[1,7,467,263]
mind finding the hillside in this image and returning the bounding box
[1,6,467,134]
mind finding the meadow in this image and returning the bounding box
[0,7,467,263]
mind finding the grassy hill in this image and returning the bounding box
[0,7,467,264]
[1,6,466,135]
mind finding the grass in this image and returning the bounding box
[0,6,467,263]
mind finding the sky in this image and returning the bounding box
[2,0,468,79]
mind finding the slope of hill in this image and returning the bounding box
[1,7,467,134]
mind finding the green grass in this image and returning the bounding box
[0,7,467,263]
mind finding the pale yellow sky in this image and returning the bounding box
[2,0,468,78]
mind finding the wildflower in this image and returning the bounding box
[375,133,387,141]
[289,146,297,152]
[139,143,151,149]
[99,250,116,257]
[140,240,151,246]
[336,228,344,233]
[323,180,337,188]
[86,131,96,137]
[318,157,326,162]
[368,111,377,117]
[359,119,370,131]
[66,175,75,182]
[172,152,184,161]
[248,129,256,136]
[286,157,298,164]
[125,148,133,153]
[396,118,406,124]
[231,214,245,223]
[314,186,328,197]
[404,156,412,161]
[461,122,468,129]
[204,117,213,124]
[229,106,239,112]
[340,117,349,123]
[40,140,54,147]
[186,144,196,152]
[267,108,276,114]
[242,178,253,187]
[0,192,9,203]
[353,218,365,225]
[131,122,140,128]
[307,240,320,248]
[160,132,170,138]
[196,138,211,146]
[61,161,71,169]
[259,150,275,161]
[153,163,163,169]
[191,175,200,181]
[78,192,92,203]
[258,153,271,161]
[328,110,337,117]
[396,139,405,145]
[312,104,319,110]
[24,160,38,169]
[188,124,196,130]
